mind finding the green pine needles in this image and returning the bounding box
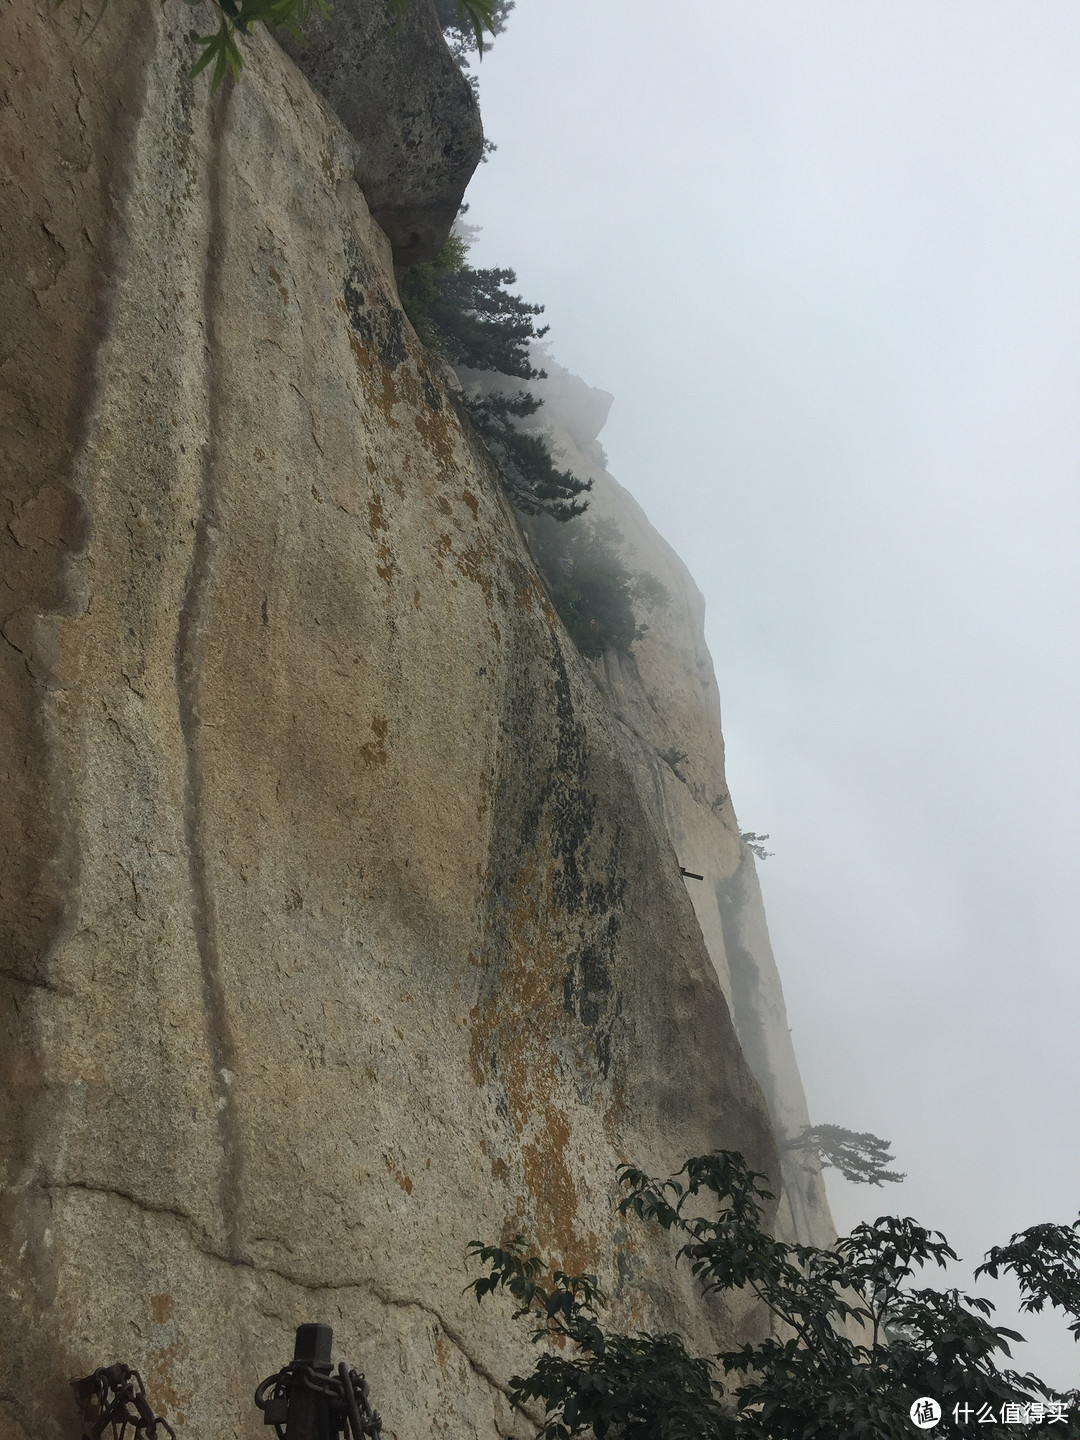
[783,1124,907,1187]
[399,232,593,524]
[522,513,669,659]
[401,234,670,656]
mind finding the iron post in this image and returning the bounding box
[286,1324,333,1440]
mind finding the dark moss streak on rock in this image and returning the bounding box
[0,3,160,1430]
[483,631,625,1084]
[715,861,775,1120]
[343,240,408,371]
[173,81,243,1261]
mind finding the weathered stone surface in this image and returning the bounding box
[276,0,484,266]
[1,9,781,1440]
[518,357,837,1248]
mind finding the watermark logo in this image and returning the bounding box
[952,1400,1072,1425]
[910,1398,942,1429]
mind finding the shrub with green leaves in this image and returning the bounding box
[469,1151,1080,1439]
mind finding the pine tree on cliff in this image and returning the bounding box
[400,235,593,522]
[436,0,515,68]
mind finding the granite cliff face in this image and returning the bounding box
[1,6,828,1438]
[276,0,484,267]
[512,360,835,1248]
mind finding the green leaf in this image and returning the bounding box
[467,1151,1080,1438]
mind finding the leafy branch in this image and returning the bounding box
[467,1234,728,1439]
[61,0,498,91]
[186,0,326,90]
[977,1218,1080,1341]
[469,1151,1080,1439]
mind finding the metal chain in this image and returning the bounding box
[74,1327,383,1440]
[254,1358,383,1440]
[72,1364,178,1440]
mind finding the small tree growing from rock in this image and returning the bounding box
[400,234,594,522]
[784,1124,907,1187]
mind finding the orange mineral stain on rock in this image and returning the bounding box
[374,540,396,586]
[267,265,289,307]
[360,714,389,767]
[368,492,389,536]
[384,1155,413,1194]
[149,1294,174,1324]
[453,539,494,600]
[468,847,602,1274]
[343,325,402,426]
[145,1339,191,1422]
[414,406,457,477]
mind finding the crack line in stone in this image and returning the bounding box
[48,1181,537,1426]
[172,78,243,1262]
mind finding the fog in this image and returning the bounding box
[460,0,1080,1389]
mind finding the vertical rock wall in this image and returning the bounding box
[1,7,784,1439]
[518,359,836,1248]
[276,0,484,266]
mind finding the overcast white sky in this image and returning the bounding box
[459,0,1080,1390]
